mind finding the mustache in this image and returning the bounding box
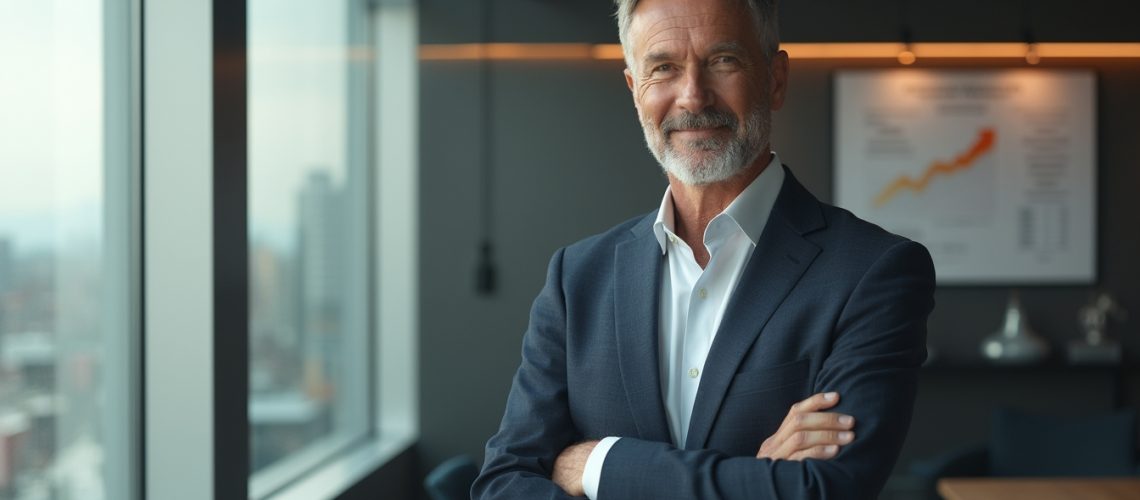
[660,109,738,134]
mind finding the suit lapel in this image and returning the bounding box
[614,216,672,443]
[685,168,824,450]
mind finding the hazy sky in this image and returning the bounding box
[1,0,105,252]
[249,0,352,249]
[0,0,355,252]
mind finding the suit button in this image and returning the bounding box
[688,368,700,378]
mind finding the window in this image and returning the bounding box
[2,0,416,497]
[248,0,372,494]
[0,0,135,499]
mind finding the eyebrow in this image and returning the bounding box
[642,50,675,67]
[708,41,746,56]
[641,41,748,67]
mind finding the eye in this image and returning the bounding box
[712,55,740,65]
[651,63,675,74]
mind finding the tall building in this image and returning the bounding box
[297,170,347,348]
[297,170,347,423]
[251,170,348,470]
[249,241,301,392]
[296,171,344,407]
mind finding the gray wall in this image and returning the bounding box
[417,0,1140,493]
[418,57,661,472]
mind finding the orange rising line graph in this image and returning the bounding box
[873,128,997,208]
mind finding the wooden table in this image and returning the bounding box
[938,477,1140,500]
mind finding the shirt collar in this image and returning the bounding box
[652,152,785,254]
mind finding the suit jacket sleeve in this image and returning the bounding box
[597,240,935,500]
[472,247,580,499]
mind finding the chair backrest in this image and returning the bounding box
[989,407,1137,477]
[425,455,479,500]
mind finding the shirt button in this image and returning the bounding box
[688,368,700,378]
[698,288,708,299]
[668,235,677,244]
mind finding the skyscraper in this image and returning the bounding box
[296,170,347,410]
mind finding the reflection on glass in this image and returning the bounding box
[0,1,130,499]
[248,0,369,476]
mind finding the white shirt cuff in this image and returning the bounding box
[582,436,620,500]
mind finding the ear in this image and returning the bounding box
[623,67,641,111]
[768,49,789,111]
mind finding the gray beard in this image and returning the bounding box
[641,105,770,186]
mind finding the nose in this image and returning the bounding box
[676,65,714,114]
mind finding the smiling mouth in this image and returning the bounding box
[670,127,728,137]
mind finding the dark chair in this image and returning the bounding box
[425,455,479,500]
[911,408,1138,498]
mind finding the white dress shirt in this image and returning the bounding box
[582,154,785,499]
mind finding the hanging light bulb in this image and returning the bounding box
[1022,4,1040,65]
[897,25,916,65]
[898,44,917,65]
[1025,42,1041,65]
[1023,26,1041,65]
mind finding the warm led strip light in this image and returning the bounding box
[419,42,1140,61]
[419,43,622,60]
[787,42,1140,59]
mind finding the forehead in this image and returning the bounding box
[628,0,755,56]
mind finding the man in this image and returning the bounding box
[472,0,935,498]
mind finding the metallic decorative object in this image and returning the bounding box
[1067,292,1129,364]
[981,290,1050,364]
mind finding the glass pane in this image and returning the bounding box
[0,0,132,499]
[248,0,370,480]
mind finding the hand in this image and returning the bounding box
[756,392,855,461]
[553,440,598,497]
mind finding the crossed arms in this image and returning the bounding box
[472,240,935,499]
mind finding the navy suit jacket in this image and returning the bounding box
[473,167,936,499]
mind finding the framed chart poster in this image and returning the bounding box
[834,70,1096,285]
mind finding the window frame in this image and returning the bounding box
[248,0,374,491]
[142,0,418,497]
[260,1,421,496]
[143,0,237,497]
[105,0,143,498]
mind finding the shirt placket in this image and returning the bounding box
[679,228,727,447]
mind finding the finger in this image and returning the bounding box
[789,392,841,416]
[769,412,851,455]
[774,430,854,457]
[756,436,775,458]
[773,393,843,447]
[787,444,841,461]
[787,412,856,432]
[760,393,848,460]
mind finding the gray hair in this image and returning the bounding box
[613,0,780,74]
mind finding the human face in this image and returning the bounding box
[623,0,788,186]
